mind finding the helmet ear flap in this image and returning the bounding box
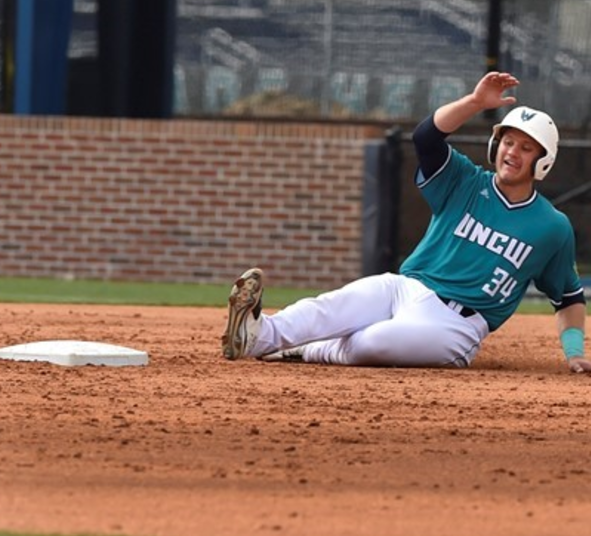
[487,125,504,166]
[533,151,555,181]
[487,136,500,165]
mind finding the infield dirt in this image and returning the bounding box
[0,303,589,536]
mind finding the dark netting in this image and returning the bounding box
[59,0,591,127]
[167,0,591,127]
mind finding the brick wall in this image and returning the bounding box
[0,115,383,289]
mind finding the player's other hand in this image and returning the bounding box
[568,357,591,374]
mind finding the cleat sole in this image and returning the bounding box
[221,268,263,360]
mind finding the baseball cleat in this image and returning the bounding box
[259,346,305,363]
[221,267,264,360]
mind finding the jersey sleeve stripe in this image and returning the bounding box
[416,145,452,189]
[550,288,586,310]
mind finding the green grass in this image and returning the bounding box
[0,276,586,313]
[0,276,322,309]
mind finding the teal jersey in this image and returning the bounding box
[400,147,583,331]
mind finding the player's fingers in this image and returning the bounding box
[501,96,517,106]
[569,359,591,373]
[496,72,519,82]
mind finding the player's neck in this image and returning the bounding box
[494,175,535,203]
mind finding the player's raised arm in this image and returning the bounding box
[434,72,519,134]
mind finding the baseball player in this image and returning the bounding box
[221,71,589,373]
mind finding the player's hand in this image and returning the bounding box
[472,72,519,110]
[568,357,591,374]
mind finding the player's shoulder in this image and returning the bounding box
[535,192,568,217]
[534,192,574,231]
[447,148,492,182]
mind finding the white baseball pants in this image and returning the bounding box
[251,273,489,368]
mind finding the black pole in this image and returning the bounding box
[484,0,502,121]
[374,128,403,274]
[98,0,176,118]
[0,0,16,113]
[98,0,134,117]
[129,0,176,118]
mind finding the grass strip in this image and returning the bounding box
[0,276,586,314]
[0,277,321,309]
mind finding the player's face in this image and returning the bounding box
[495,128,544,187]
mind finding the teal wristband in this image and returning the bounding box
[560,328,585,360]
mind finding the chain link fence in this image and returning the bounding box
[60,0,591,127]
[164,0,591,128]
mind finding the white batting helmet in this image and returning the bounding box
[487,106,559,180]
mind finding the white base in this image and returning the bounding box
[0,340,149,367]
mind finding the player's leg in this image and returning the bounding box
[222,267,429,360]
[250,272,430,358]
[296,292,488,367]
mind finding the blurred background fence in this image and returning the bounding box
[0,0,590,282]
[0,0,584,125]
[60,0,591,127]
[183,0,591,127]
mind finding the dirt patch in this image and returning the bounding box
[0,304,589,536]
